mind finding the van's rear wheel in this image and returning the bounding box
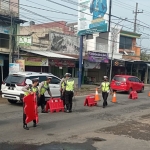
[7,99,17,104]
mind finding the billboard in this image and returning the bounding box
[78,0,109,35]
[9,63,20,74]
[15,59,25,71]
[50,32,86,54]
[88,51,109,63]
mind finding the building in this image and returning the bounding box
[0,0,25,85]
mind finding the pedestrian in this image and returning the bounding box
[60,73,69,107]
[64,73,74,113]
[39,76,53,113]
[22,78,39,130]
[99,76,112,108]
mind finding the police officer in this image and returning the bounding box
[39,76,53,113]
[99,76,112,108]
[22,78,39,130]
[60,73,69,106]
[64,73,74,113]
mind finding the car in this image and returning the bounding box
[110,75,144,93]
[1,72,61,104]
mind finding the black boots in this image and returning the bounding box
[23,124,29,130]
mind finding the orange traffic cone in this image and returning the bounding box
[95,88,100,101]
[148,91,150,97]
[112,92,117,103]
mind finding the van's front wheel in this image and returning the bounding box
[7,99,17,104]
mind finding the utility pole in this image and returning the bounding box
[9,13,13,63]
[133,3,143,33]
[108,0,112,32]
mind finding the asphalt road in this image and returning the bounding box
[0,89,150,150]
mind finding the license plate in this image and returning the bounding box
[9,87,14,90]
[116,82,120,85]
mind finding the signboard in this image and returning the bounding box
[9,63,20,74]
[49,59,75,67]
[113,59,125,67]
[88,51,109,63]
[19,36,32,46]
[21,57,48,66]
[15,59,25,71]
[0,59,4,66]
[78,0,109,35]
[84,60,100,69]
[0,26,10,34]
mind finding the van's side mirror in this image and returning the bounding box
[25,79,32,85]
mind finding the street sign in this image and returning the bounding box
[19,36,32,46]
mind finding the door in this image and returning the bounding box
[135,78,142,91]
[128,77,137,91]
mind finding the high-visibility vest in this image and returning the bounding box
[40,81,49,95]
[102,82,110,92]
[24,86,38,96]
[66,79,74,91]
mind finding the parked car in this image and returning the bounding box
[110,75,144,93]
[1,72,61,104]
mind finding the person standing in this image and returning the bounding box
[39,76,53,113]
[22,78,39,130]
[99,76,112,108]
[65,73,74,113]
[60,73,69,106]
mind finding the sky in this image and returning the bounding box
[19,0,150,51]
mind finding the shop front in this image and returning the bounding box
[49,59,76,78]
[84,51,109,83]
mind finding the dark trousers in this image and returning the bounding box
[61,91,66,106]
[39,94,45,110]
[102,92,109,107]
[65,91,73,111]
[23,103,36,125]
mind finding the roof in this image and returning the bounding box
[120,30,141,38]
[21,49,77,60]
[0,14,26,24]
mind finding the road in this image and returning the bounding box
[0,89,150,150]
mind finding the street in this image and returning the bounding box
[0,89,150,150]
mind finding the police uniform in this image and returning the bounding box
[65,75,74,113]
[22,78,39,130]
[60,73,69,106]
[100,76,111,108]
[39,76,52,113]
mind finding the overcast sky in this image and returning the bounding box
[20,0,150,51]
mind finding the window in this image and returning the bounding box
[128,77,136,82]
[119,36,132,49]
[113,76,126,82]
[51,77,60,84]
[135,78,140,82]
[26,76,47,83]
[5,75,25,84]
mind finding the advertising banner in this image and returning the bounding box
[19,36,32,47]
[21,57,48,66]
[88,51,109,63]
[84,60,100,69]
[15,59,25,71]
[78,0,109,35]
[9,63,20,74]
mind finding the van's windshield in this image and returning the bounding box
[113,76,126,82]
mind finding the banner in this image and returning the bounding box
[88,51,109,63]
[21,57,48,66]
[15,59,25,71]
[9,63,20,74]
[84,60,100,69]
[78,0,109,35]
[49,59,75,67]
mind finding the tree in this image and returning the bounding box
[140,50,150,61]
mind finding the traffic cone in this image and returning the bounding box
[95,88,100,101]
[112,92,117,103]
[148,91,150,97]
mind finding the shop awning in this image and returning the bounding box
[21,49,77,60]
